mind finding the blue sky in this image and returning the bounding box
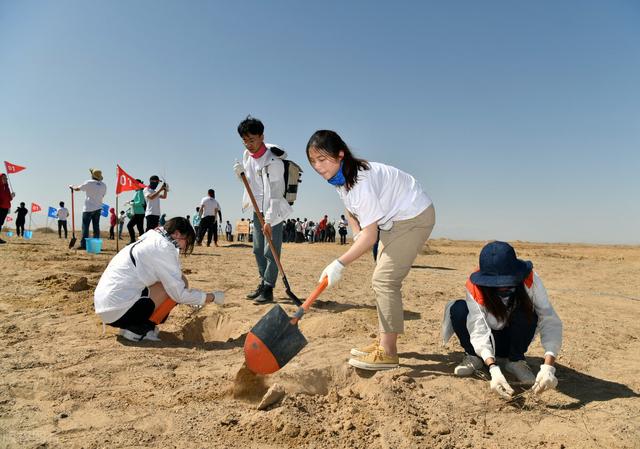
[1,0,638,244]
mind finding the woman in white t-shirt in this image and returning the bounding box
[307,130,436,370]
[94,217,223,342]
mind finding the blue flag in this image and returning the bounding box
[101,203,109,217]
[48,207,57,219]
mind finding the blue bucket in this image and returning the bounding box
[24,230,33,239]
[86,238,103,254]
[6,231,13,237]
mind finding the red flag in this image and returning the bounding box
[116,164,146,195]
[4,161,26,174]
[31,203,41,213]
[6,216,12,222]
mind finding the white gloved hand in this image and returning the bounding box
[212,291,225,305]
[319,259,345,287]
[489,365,514,400]
[233,160,245,178]
[531,364,557,394]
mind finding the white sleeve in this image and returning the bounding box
[148,245,206,306]
[78,181,89,192]
[531,274,563,357]
[264,160,291,225]
[348,181,385,229]
[465,293,495,361]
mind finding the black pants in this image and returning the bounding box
[0,208,7,231]
[127,214,144,242]
[16,219,25,236]
[58,220,68,238]
[108,295,157,336]
[146,215,160,232]
[450,299,538,361]
[197,216,218,246]
[109,225,115,239]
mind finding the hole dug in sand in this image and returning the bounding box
[179,312,240,343]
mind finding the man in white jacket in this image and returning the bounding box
[234,116,293,304]
[94,217,223,342]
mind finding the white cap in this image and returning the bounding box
[213,291,225,305]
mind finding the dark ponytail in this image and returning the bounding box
[306,130,369,191]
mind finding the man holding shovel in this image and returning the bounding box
[70,168,107,250]
[233,116,293,304]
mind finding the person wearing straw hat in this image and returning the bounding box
[441,241,563,399]
[306,130,436,371]
[70,168,107,250]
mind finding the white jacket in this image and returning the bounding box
[94,229,206,323]
[241,144,293,226]
[441,272,563,361]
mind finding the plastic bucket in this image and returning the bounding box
[86,238,103,254]
[6,231,13,237]
[24,230,33,239]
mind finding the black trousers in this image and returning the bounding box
[16,219,25,236]
[108,292,158,336]
[145,215,160,232]
[127,214,144,242]
[58,220,68,238]
[197,216,218,246]
[0,208,7,231]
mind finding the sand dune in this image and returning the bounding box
[0,234,638,448]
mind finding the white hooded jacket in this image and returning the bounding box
[241,143,293,226]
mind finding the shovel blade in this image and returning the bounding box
[68,236,76,249]
[244,305,307,375]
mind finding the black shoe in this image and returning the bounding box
[0,239,6,244]
[246,282,264,300]
[254,286,274,304]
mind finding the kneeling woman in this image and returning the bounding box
[442,241,563,399]
[94,217,223,342]
[307,130,436,371]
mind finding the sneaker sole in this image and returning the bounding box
[348,358,398,371]
[350,349,370,357]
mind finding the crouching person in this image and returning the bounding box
[94,216,224,342]
[442,241,562,399]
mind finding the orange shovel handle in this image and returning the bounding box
[149,298,177,325]
[290,277,328,325]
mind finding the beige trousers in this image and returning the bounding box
[371,205,435,334]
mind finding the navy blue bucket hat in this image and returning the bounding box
[470,241,533,287]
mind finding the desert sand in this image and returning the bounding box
[0,231,638,449]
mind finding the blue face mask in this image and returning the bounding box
[327,161,346,186]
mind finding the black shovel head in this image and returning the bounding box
[244,304,308,375]
[68,235,76,249]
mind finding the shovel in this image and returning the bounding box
[244,277,328,375]
[238,171,302,306]
[68,187,77,249]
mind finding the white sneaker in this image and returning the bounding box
[119,329,143,341]
[505,360,536,385]
[454,354,484,377]
[142,329,161,342]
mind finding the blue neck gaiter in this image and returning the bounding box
[328,161,346,186]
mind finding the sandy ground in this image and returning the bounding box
[0,231,639,449]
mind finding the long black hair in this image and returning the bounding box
[163,217,196,255]
[479,284,535,324]
[306,130,369,191]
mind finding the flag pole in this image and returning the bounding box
[115,194,119,252]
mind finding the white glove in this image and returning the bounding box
[319,259,345,287]
[212,291,225,305]
[233,160,245,178]
[531,364,557,394]
[489,365,514,400]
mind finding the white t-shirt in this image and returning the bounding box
[200,196,221,218]
[336,162,432,231]
[94,230,207,323]
[57,207,69,220]
[79,180,107,212]
[144,187,161,216]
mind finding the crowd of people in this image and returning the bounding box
[1,115,563,400]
